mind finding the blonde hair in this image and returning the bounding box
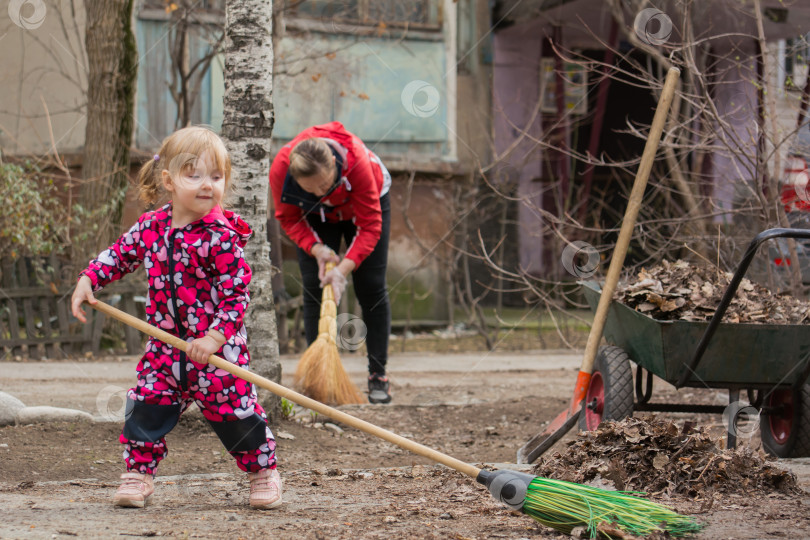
[289,138,333,179]
[137,126,232,205]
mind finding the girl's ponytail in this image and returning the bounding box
[137,154,162,206]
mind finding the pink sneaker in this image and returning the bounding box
[113,472,155,508]
[248,468,282,509]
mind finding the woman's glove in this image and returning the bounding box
[312,244,340,281]
[321,267,348,305]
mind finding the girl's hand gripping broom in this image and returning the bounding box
[293,262,365,405]
[89,300,703,538]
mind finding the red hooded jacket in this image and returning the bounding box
[269,122,387,268]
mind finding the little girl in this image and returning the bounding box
[71,126,281,509]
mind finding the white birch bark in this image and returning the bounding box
[222,0,281,422]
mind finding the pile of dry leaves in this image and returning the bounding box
[533,416,798,497]
[614,259,810,323]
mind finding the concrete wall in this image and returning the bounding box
[452,0,493,168]
[710,50,760,221]
[492,19,544,274]
[386,176,456,321]
[714,40,810,222]
[0,0,87,155]
[766,40,810,181]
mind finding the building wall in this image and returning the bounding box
[386,175,456,321]
[767,40,810,178]
[488,2,810,277]
[710,49,759,222]
[492,19,544,274]
[0,0,87,155]
[2,0,494,321]
[271,35,448,155]
[454,0,494,170]
[718,39,810,221]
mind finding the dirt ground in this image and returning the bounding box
[3,350,810,539]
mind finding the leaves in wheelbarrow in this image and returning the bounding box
[614,260,810,323]
[533,416,799,498]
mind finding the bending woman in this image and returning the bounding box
[269,121,392,404]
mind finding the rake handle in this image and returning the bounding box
[573,66,681,405]
[88,300,481,479]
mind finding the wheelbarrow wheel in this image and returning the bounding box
[760,384,810,458]
[579,346,635,431]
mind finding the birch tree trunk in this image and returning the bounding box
[222,0,282,422]
[82,0,136,254]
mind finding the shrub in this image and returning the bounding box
[0,162,66,261]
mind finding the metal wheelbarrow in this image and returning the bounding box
[580,228,810,457]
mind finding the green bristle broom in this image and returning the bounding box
[90,300,703,538]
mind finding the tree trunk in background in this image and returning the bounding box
[82,0,136,255]
[222,0,282,423]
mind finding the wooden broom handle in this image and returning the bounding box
[88,300,481,479]
[580,67,680,376]
[320,261,336,314]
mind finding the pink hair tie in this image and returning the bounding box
[153,154,160,162]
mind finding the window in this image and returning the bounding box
[134,1,224,148]
[290,0,441,30]
[139,0,224,13]
[785,35,809,91]
[368,1,431,24]
[539,58,588,115]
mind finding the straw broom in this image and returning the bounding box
[294,262,365,405]
[91,299,704,538]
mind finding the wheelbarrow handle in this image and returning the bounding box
[675,228,810,388]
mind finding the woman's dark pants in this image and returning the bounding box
[296,193,391,376]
